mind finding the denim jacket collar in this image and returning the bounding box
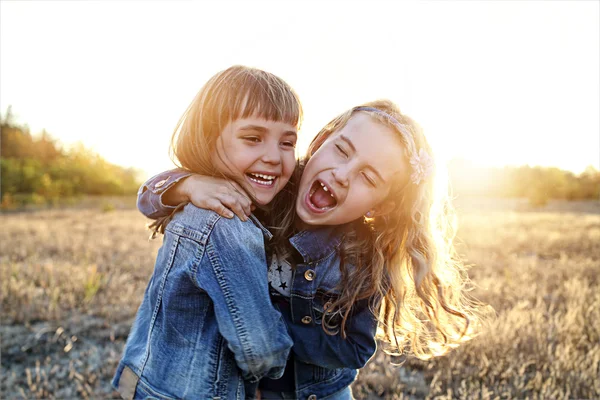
[288,226,345,263]
[250,214,273,241]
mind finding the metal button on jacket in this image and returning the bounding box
[301,316,312,324]
[307,395,317,400]
[154,179,167,188]
[304,269,315,281]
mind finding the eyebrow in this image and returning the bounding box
[238,125,268,133]
[340,134,385,183]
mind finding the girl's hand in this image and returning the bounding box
[180,175,253,221]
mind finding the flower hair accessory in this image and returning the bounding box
[410,148,434,185]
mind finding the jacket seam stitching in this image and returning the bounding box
[139,234,180,374]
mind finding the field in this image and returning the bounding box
[1,198,599,399]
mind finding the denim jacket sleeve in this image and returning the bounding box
[279,299,377,370]
[172,210,293,382]
[137,169,193,219]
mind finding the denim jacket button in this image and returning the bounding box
[307,395,317,400]
[301,316,312,324]
[304,269,315,281]
[154,179,167,188]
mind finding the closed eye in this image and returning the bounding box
[243,136,261,143]
[362,172,376,187]
[335,144,348,158]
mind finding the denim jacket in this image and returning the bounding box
[113,203,293,399]
[137,170,378,399]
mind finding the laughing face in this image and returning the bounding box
[296,113,409,227]
[213,116,298,205]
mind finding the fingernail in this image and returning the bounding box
[226,211,234,218]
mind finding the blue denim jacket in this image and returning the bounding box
[112,203,293,399]
[137,170,378,399]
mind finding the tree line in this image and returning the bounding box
[1,108,141,208]
[1,108,598,209]
[447,159,600,205]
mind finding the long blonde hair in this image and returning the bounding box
[150,65,303,237]
[304,99,491,360]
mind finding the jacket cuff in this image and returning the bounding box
[137,169,193,218]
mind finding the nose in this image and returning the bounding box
[261,142,282,165]
[332,166,349,187]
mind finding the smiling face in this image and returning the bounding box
[296,113,409,227]
[213,116,298,205]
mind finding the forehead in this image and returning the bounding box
[330,113,408,181]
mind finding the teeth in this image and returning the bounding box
[250,173,276,180]
[316,180,336,198]
[249,176,274,186]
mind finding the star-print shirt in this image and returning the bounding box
[260,252,297,392]
[268,253,293,298]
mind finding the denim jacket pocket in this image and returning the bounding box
[311,362,341,383]
[311,294,341,329]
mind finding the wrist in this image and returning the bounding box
[161,176,192,206]
[177,175,194,202]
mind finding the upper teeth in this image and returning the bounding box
[252,173,275,180]
[319,181,335,197]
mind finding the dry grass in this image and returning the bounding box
[1,198,599,399]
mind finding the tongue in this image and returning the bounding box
[311,186,336,209]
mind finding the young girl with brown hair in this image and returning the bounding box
[113,65,303,399]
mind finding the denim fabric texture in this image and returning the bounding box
[136,170,194,219]
[261,386,353,400]
[136,170,379,400]
[270,227,378,399]
[112,204,293,399]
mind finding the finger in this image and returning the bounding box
[227,180,249,198]
[234,192,253,216]
[218,194,248,221]
[223,182,252,216]
[205,199,234,219]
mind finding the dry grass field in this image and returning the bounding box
[1,198,599,399]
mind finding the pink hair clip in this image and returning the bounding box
[410,148,434,185]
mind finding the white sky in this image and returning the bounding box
[1,0,599,179]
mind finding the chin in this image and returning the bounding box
[255,197,273,206]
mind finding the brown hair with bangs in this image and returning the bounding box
[171,65,302,174]
[149,65,303,237]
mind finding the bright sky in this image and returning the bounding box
[1,1,598,178]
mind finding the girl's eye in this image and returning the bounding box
[243,136,261,143]
[281,140,296,148]
[362,172,376,187]
[335,144,348,158]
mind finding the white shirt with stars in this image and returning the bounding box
[268,253,293,297]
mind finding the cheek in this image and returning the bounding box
[281,153,296,177]
[349,185,385,212]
